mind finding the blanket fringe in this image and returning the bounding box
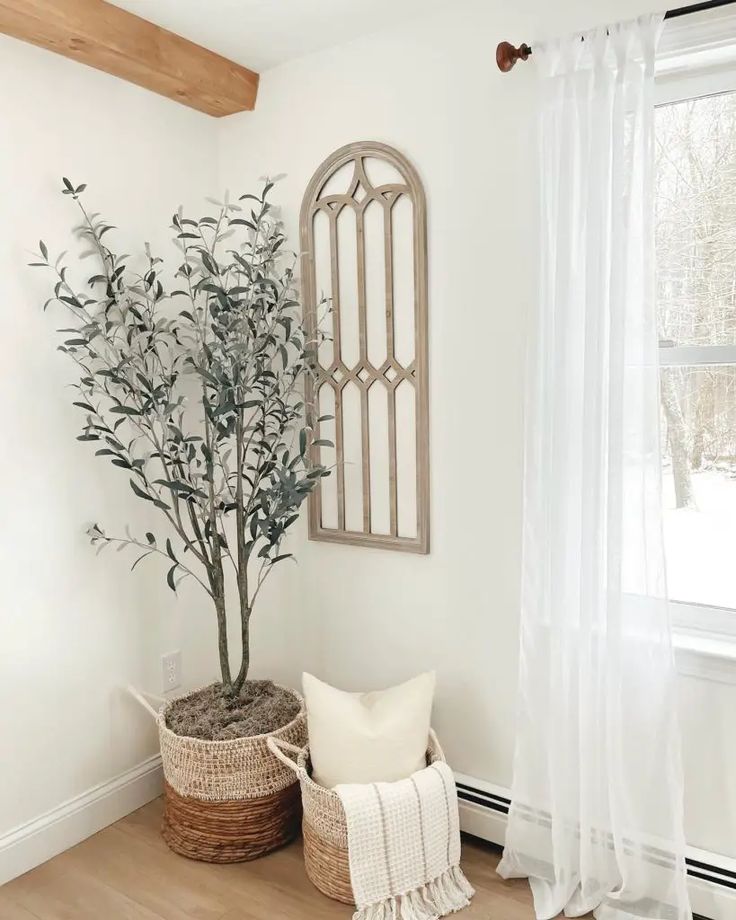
[352,866,475,920]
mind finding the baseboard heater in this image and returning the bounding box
[455,780,733,920]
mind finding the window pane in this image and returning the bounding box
[656,92,736,346]
[661,365,736,609]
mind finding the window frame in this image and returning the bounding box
[655,15,736,674]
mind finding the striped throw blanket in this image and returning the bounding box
[335,761,474,920]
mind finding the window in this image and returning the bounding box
[655,84,736,619]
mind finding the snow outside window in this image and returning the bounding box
[656,88,736,618]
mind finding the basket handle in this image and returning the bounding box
[267,736,308,779]
[127,685,164,721]
[428,727,446,762]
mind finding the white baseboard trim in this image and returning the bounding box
[0,754,163,886]
[455,772,736,920]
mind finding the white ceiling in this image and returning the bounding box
[109,0,453,72]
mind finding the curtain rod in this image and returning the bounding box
[496,0,736,72]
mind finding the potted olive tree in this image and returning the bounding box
[31,178,330,862]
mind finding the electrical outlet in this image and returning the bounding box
[161,650,182,692]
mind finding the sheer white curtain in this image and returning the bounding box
[498,15,691,920]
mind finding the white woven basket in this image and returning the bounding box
[131,684,307,801]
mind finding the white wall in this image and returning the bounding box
[217,0,736,860]
[0,36,292,839]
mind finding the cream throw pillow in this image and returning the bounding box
[302,671,435,788]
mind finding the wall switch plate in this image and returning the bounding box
[161,650,181,692]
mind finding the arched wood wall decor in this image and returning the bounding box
[300,141,429,553]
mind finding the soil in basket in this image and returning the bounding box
[165,680,300,741]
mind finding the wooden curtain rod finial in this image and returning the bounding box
[496,41,532,72]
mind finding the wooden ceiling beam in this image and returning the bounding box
[0,0,259,116]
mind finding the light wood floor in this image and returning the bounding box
[0,798,539,919]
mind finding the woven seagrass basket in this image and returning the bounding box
[131,685,307,863]
[268,729,445,904]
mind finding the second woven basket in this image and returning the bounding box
[268,730,446,904]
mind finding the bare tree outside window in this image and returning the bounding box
[655,91,736,610]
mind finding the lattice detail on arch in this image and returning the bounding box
[300,141,429,553]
